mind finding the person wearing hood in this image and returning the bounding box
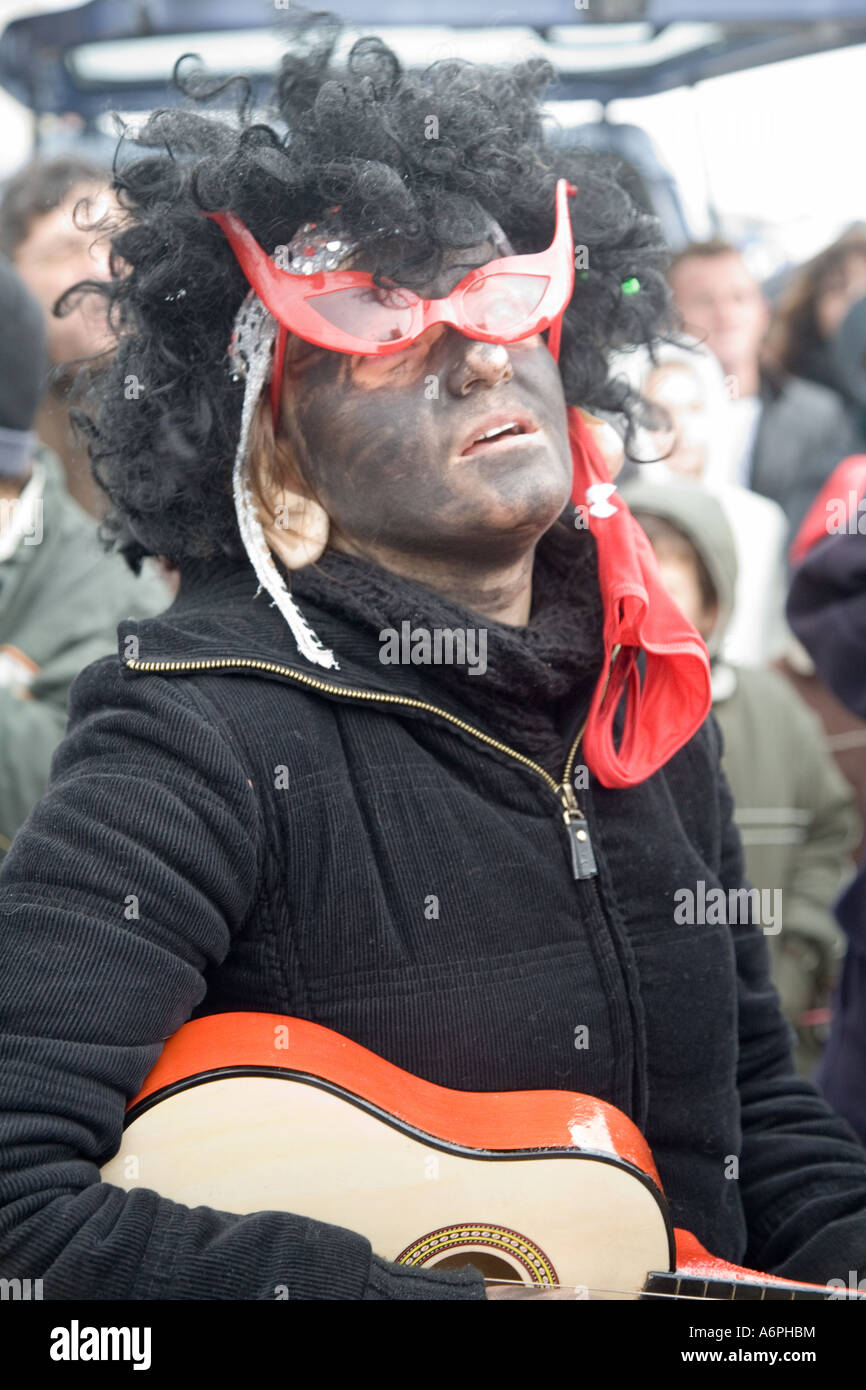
[624,480,860,1076]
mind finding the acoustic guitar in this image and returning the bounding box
[100,1011,863,1300]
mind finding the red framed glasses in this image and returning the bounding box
[207,179,577,427]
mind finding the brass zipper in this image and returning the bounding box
[125,655,597,879]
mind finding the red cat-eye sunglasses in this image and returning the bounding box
[207,179,577,428]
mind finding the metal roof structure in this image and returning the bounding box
[1,0,865,118]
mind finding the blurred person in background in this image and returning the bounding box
[788,462,866,1141]
[767,228,866,449]
[0,256,170,860]
[626,481,860,1077]
[612,338,788,667]
[669,240,857,538]
[762,231,866,865]
[0,155,116,518]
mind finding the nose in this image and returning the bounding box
[446,337,513,397]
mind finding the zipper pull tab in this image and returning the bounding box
[560,783,597,880]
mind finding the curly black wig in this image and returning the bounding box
[73,13,675,572]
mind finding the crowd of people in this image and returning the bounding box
[1,20,866,1301]
[613,236,866,1084]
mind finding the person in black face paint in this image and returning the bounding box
[260,240,576,628]
[2,20,866,1305]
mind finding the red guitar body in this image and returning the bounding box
[100,1012,858,1300]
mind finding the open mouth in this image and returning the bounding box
[459,418,538,457]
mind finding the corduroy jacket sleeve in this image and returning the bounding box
[0,654,485,1301]
[712,720,866,1286]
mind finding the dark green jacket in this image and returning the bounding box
[0,447,170,855]
[713,667,859,1070]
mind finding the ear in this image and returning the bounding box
[249,395,330,570]
[758,293,772,333]
[699,597,720,644]
[260,486,330,571]
[575,407,626,481]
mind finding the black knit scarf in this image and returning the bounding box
[292,520,605,777]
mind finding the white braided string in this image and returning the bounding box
[229,289,339,670]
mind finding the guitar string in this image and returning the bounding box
[487,1280,725,1300]
[484,1277,862,1300]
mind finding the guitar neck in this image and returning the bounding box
[645,1271,846,1301]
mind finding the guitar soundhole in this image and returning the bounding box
[396,1222,558,1286]
[432,1252,520,1282]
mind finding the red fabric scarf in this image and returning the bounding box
[568,406,712,788]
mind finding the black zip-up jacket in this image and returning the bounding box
[2,545,866,1301]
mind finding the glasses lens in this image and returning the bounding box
[462,274,549,333]
[307,285,418,343]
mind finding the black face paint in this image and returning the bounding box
[280,240,574,607]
